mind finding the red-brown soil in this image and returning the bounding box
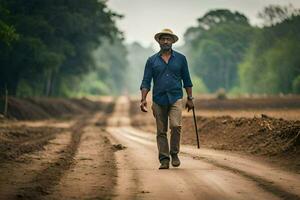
[1,96,299,199]
[0,98,117,199]
[129,97,300,172]
[5,97,113,120]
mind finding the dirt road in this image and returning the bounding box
[1,96,300,200]
[107,96,300,200]
[0,111,116,199]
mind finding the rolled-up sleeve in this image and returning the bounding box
[181,56,193,88]
[140,58,153,90]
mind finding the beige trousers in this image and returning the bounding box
[151,99,183,163]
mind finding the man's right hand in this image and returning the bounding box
[185,99,194,112]
[140,99,148,112]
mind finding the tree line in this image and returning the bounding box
[0,0,128,97]
[1,2,299,98]
[182,4,300,95]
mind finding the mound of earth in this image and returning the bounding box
[4,97,113,120]
[193,96,300,110]
[182,115,300,156]
[129,99,300,171]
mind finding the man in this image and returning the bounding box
[140,28,194,169]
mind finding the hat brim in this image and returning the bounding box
[154,32,178,43]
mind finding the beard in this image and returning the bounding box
[160,43,172,52]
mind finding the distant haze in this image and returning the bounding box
[107,0,300,49]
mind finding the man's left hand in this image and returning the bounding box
[185,99,194,112]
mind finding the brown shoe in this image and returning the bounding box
[159,162,169,169]
[171,154,180,167]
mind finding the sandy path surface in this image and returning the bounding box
[0,111,116,200]
[107,96,300,200]
[1,96,299,199]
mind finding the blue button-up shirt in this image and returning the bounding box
[140,50,193,105]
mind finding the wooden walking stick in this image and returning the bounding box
[192,107,200,149]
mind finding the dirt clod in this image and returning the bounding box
[112,144,127,151]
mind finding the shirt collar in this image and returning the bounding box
[158,49,175,57]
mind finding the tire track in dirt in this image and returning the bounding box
[0,127,72,199]
[0,123,68,164]
[108,126,279,200]
[15,116,89,199]
[0,100,116,199]
[183,153,300,200]
[106,128,140,200]
[15,105,117,200]
[119,126,300,200]
[43,112,117,200]
[105,96,141,200]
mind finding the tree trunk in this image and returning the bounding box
[9,80,18,96]
[45,71,53,96]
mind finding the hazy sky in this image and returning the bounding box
[107,0,300,48]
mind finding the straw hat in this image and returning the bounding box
[154,28,178,43]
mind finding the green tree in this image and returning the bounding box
[0,5,19,45]
[258,4,300,26]
[293,75,300,93]
[78,37,129,96]
[0,0,121,97]
[183,9,254,92]
[126,42,155,94]
[239,7,300,94]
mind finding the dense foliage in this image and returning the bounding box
[126,42,155,95]
[182,5,300,94]
[1,3,300,98]
[78,37,128,96]
[0,0,126,97]
[239,6,300,94]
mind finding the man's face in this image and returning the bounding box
[159,34,174,51]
